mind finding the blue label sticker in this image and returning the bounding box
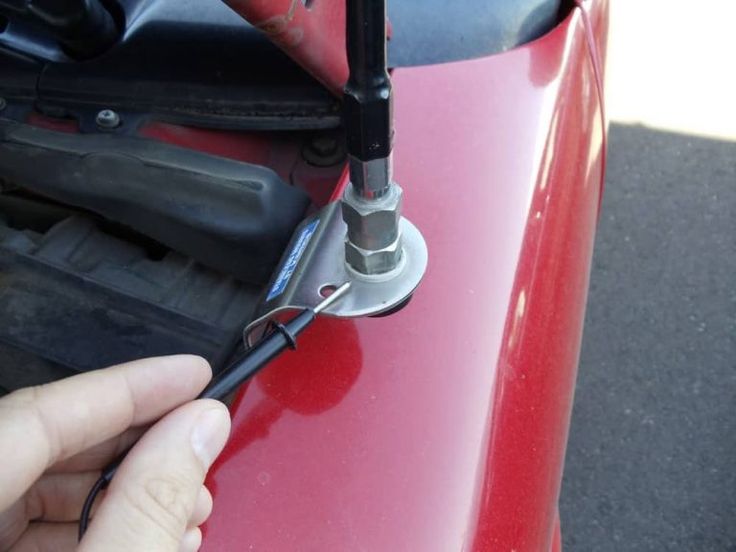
[266,218,320,302]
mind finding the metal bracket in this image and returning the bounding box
[244,200,428,345]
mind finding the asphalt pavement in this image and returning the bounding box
[560,123,736,551]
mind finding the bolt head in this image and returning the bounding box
[303,134,345,167]
[96,109,120,129]
[311,136,338,156]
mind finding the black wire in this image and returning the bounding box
[78,474,108,541]
[77,307,317,542]
[268,321,299,351]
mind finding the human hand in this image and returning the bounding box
[0,355,230,551]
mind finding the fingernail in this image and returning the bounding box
[190,406,230,468]
[178,528,202,552]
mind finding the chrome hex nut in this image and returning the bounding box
[341,183,403,251]
[345,234,403,275]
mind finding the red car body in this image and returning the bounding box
[194,1,610,550]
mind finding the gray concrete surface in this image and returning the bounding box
[560,123,736,551]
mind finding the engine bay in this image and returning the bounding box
[0,123,345,394]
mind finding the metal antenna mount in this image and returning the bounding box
[243,0,428,341]
[342,0,403,276]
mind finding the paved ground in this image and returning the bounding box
[559,123,736,551]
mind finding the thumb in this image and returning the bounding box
[79,399,230,552]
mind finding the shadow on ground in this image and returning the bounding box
[560,123,736,551]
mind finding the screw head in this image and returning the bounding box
[303,134,345,167]
[95,109,120,129]
[311,136,338,156]
[0,98,7,111]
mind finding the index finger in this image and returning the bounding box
[0,355,211,511]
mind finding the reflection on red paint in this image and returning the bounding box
[26,112,79,133]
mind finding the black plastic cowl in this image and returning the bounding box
[0,121,311,285]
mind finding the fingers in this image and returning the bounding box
[179,528,202,552]
[5,473,209,542]
[23,473,211,526]
[7,522,77,552]
[24,471,104,523]
[0,474,101,549]
[0,355,211,511]
[50,426,147,473]
[79,399,230,552]
[189,486,213,529]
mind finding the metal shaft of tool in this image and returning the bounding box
[342,0,403,276]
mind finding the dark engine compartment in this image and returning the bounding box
[0,194,259,391]
[0,123,345,394]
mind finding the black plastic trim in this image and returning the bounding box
[0,120,311,284]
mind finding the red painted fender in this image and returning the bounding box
[202,3,608,550]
